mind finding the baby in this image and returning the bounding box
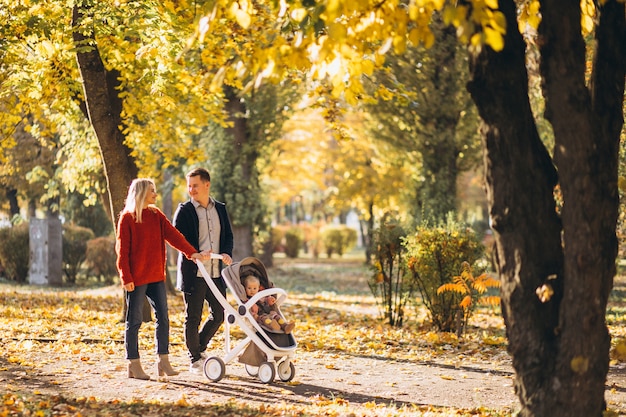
[242,273,295,334]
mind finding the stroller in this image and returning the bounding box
[196,256,297,384]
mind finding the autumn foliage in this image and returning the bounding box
[405,218,486,334]
[437,261,501,335]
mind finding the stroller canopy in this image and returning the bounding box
[222,257,273,302]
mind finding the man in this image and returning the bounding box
[173,167,234,373]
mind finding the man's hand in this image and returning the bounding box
[221,253,233,265]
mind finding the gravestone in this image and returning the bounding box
[29,218,62,285]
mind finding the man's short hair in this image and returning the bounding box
[186,167,211,182]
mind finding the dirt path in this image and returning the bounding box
[3,342,626,414]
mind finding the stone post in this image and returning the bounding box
[29,218,63,285]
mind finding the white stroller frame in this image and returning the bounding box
[196,257,297,383]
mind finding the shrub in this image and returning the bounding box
[368,218,413,327]
[85,236,118,284]
[284,227,303,258]
[437,261,500,335]
[270,226,287,253]
[404,216,485,334]
[300,222,322,258]
[320,225,357,258]
[0,224,30,282]
[62,224,95,284]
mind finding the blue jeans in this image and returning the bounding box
[125,281,170,360]
[183,277,226,362]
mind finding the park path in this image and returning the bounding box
[4,344,626,414]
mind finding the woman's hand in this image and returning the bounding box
[123,282,135,292]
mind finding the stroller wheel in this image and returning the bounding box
[244,364,259,377]
[277,360,296,382]
[258,361,275,384]
[204,357,226,382]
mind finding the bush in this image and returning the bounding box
[0,224,30,282]
[320,225,357,258]
[85,236,118,284]
[62,224,95,284]
[368,218,413,327]
[301,222,324,258]
[404,216,485,334]
[284,227,303,258]
[270,225,287,253]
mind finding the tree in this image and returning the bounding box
[193,1,624,415]
[364,15,481,224]
[467,2,624,416]
[71,1,140,223]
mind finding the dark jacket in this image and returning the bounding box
[173,199,234,293]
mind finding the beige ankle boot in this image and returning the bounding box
[128,358,150,380]
[157,354,179,376]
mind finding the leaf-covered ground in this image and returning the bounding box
[1,257,625,416]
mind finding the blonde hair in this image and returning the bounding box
[122,178,156,223]
[243,274,260,287]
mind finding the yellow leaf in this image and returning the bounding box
[290,8,307,22]
[235,9,251,29]
[612,339,626,361]
[423,30,435,49]
[328,23,347,41]
[392,35,406,54]
[492,11,507,34]
[408,27,420,46]
[175,394,190,406]
[484,27,504,51]
[483,335,506,345]
[570,356,589,374]
[459,295,472,309]
[37,40,56,58]
[485,0,499,8]
[470,33,482,47]
[361,59,374,76]
[581,14,594,34]
[536,284,554,303]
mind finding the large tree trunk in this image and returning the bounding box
[538,1,624,415]
[71,2,137,226]
[72,1,149,322]
[467,0,624,416]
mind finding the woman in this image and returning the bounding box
[116,178,204,380]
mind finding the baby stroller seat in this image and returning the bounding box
[196,256,297,383]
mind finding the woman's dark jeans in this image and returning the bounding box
[125,280,170,360]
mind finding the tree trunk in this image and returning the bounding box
[71,2,137,226]
[416,23,461,222]
[72,1,147,322]
[233,225,253,262]
[467,0,624,416]
[224,86,255,261]
[6,189,19,217]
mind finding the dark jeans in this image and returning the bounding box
[125,280,170,360]
[184,276,226,362]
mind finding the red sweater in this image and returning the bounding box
[116,207,197,287]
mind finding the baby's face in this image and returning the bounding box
[245,281,259,297]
